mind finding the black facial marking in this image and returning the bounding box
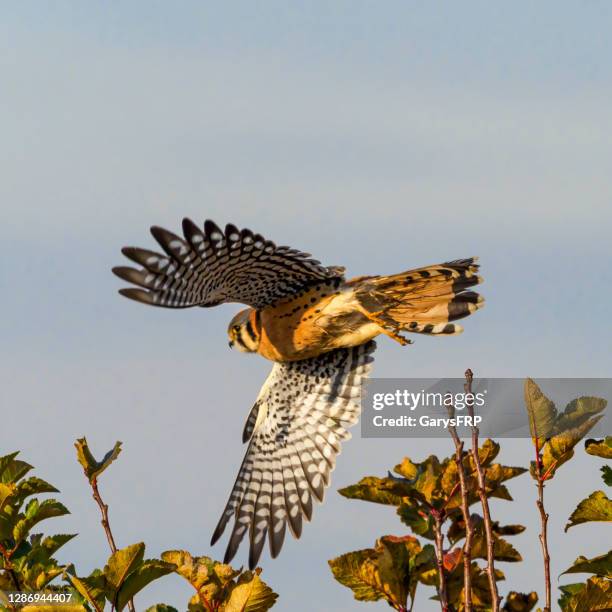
[245,320,257,342]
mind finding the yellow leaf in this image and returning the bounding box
[565,491,612,531]
[223,571,278,612]
[585,437,612,459]
[104,542,145,591]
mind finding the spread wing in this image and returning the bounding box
[211,341,376,569]
[113,219,344,310]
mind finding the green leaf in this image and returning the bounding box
[0,452,34,485]
[70,571,107,612]
[105,542,145,592]
[565,490,612,531]
[224,570,279,612]
[502,591,538,611]
[0,451,21,480]
[13,499,70,544]
[75,438,122,482]
[561,551,612,578]
[586,437,612,459]
[602,465,612,486]
[524,378,557,445]
[145,606,179,612]
[116,559,176,611]
[39,533,78,558]
[14,477,59,505]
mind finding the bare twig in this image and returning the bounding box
[90,478,136,612]
[532,431,551,612]
[91,478,118,553]
[536,481,551,612]
[432,511,450,612]
[465,369,500,612]
[447,408,473,612]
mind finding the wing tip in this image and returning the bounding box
[210,523,224,547]
[117,287,154,305]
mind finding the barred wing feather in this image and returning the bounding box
[113,219,344,310]
[211,341,376,568]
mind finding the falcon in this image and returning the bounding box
[113,219,484,568]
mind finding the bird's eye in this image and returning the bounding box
[233,325,241,332]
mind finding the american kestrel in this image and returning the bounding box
[113,219,483,568]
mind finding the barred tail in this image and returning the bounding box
[354,257,483,340]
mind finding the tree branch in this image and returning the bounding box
[90,478,136,612]
[433,513,450,612]
[448,414,473,611]
[532,431,551,612]
[465,369,501,612]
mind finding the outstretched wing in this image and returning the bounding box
[112,219,343,310]
[211,341,376,569]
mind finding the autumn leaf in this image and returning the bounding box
[585,437,612,459]
[560,576,612,611]
[502,590,538,611]
[565,490,612,531]
[328,536,433,610]
[443,562,505,609]
[223,569,278,612]
[74,438,122,482]
[554,397,608,435]
[537,415,604,479]
[443,547,463,572]
[524,378,557,445]
[338,476,410,506]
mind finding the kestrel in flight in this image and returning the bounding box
[113,219,483,568]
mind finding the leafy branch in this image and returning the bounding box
[74,438,134,612]
[557,435,612,611]
[331,433,528,610]
[523,379,607,612]
[464,369,500,612]
[0,444,278,612]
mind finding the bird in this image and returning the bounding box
[112,219,484,569]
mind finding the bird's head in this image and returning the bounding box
[227,308,260,353]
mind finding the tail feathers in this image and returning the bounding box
[356,257,484,339]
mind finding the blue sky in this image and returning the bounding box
[2,3,612,610]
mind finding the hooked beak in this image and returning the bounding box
[228,341,234,349]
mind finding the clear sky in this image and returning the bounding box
[2,3,611,610]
